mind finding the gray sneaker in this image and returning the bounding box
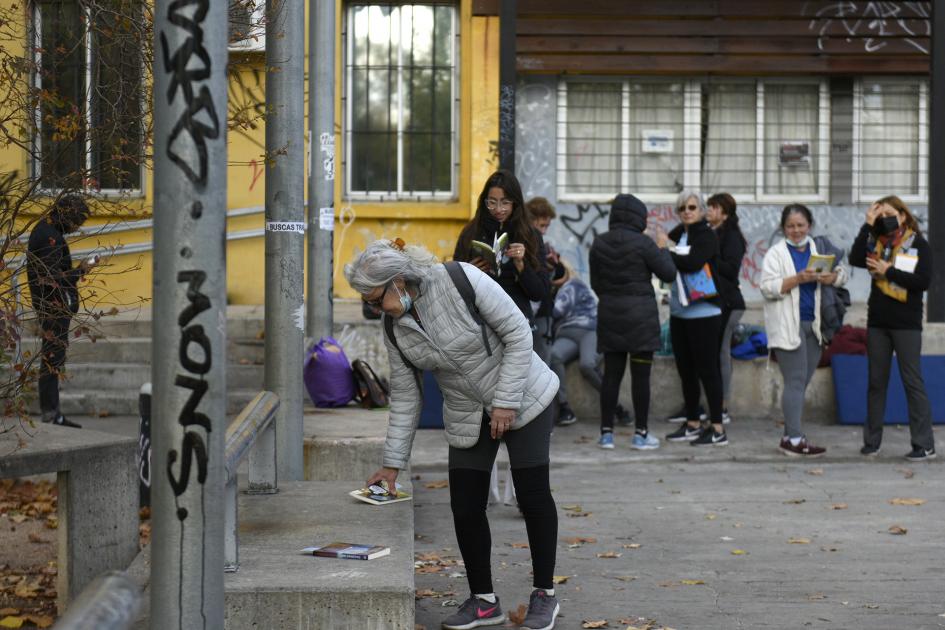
[520,589,560,630]
[441,595,504,630]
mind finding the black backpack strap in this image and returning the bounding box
[444,261,492,356]
[383,314,422,391]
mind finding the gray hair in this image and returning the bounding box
[675,189,705,212]
[344,239,439,294]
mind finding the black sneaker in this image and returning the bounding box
[904,447,936,462]
[666,424,702,442]
[615,404,633,426]
[520,589,560,630]
[860,444,881,457]
[555,404,577,426]
[691,428,728,446]
[666,405,706,423]
[43,414,82,429]
[441,595,505,629]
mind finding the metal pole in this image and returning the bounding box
[307,0,335,340]
[929,1,945,322]
[250,0,305,488]
[498,0,517,172]
[52,571,141,630]
[150,0,228,622]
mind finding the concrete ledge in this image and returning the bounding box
[304,407,394,481]
[224,480,414,630]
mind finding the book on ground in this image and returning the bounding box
[301,542,391,560]
[806,253,836,273]
[469,232,508,271]
[349,482,412,506]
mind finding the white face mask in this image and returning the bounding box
[787,235,810,249]
[395,284,413,317]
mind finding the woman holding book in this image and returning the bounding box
[659,191,728,446]
[849,196,935,461]
[760,204,848,457]
[346,239,562,630]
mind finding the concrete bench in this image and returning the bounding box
[224,480,414,629]
[303,407,393,482]
[0,425,138,610]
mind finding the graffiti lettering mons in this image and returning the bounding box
[160,0,221,185]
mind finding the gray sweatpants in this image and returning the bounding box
[720,309,744,402]
[774,321,821,439]
[864,327,934,451]
[550,326,602,405]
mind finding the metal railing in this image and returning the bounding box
[224,390,280,572]
[51,571,142,630]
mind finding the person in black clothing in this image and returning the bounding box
[454,171,551,328]
[660,191,728,446]
[26,195,93,428]
[590,194,676,450]
[525,196,559,366]
[849,195,935,461]
[705,193,746,423]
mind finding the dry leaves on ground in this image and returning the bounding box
[581,620,609,628]
[679,579,705,585]
[561,504,583,512]
[509,542,529,549]
[552,575,569,584]
[414,588,456,600]
[423,480,449,490]
[806,468,824,476]
[888,525,908,535]
[808,593,827,601]
[563,536,597,547]
[889,498,926,506]
[622,543,641,549]
[830,503,848,510]
[896,468,915,479]
[567,511,592,518]
[783,498,806,505]
[730,549,747,556]
[704,513,717,520]
[507,604,527,625]
[596,551,622,559]
[414,552,459,575]
[787,537,811,544]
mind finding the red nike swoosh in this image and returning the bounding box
[477,605,498,618]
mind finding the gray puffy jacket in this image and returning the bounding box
[382,262,559,470]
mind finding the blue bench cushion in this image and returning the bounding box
[831,354,945,425]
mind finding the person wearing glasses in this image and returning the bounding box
[454,170,552,330]
[761,204,848,457]
[347,239,562,630]
[659,191,728,446]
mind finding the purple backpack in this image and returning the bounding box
[303,337,355,407]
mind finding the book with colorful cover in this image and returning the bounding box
[301,541,391,560]
[806,253,836,274]
[469,232,508,271]
[349,482,412,506]
[679,263,719,304]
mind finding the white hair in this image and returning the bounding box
[675,189,705,212]
[344,239,439,294]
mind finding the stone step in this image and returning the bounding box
[29,388,262,417]
[61,363,264,391]
[19,337,267,365]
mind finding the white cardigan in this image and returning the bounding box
[760,239,849,351]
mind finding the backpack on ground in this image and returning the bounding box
[351,358,390,408]
[303,337,355,407]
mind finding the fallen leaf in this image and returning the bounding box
[0,617,24,629]
[888,525,908,535]
[680,579,705,585]
[414,588,456,599]
[806,468,824,476]
[897,468,915,479]
[552,575,569,584]
[622,543,642,549]
[507,604,527,625]
[424,480,449,490]
[44,516,58,529]
[509,542,529,549]
[704,513,717,520]
[787,538,811,544]
[730,549,747,555]
[597,551,622,558]
[808,593,826,600]
[783,498,806,505]
[414,565,442,574]
[561,504,583,512]
[889,497,926,506]
[27,533,48,544]
[864,603,880,609]
[0,612,15,619]
[830,503,848,510]
[562,536,597,546]
[720,536,734,542]
[440,600,457,607]
[581,620,609,628]
[567,512,591,518]
[613,575,637,582]
[8,514,26,524]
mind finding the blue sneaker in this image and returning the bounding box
[598,432,615,449]
[631,432,660,450]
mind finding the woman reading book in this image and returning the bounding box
[760,204,848,457]
[345,239,562,630]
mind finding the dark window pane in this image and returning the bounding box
[432,132,451,191]
[404,68,433,132]
[433,5,452,67]
[352,131,396,193]
[433,69,451,133]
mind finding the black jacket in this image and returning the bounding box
[849,223,932,330]
[590,195,676,353]
[713,220,746,311]
[668,220,722,309]
[27,217,82,318]
[453,216,551,324]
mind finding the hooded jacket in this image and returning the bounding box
[589,194,676,353]
[27,216,83,317]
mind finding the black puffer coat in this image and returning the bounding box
[590,194,676,353]
[714,219,747,311]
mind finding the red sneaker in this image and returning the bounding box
[779,436,826,457]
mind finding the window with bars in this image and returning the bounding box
[34,0,144,192]
[854,78,928,203]
[344,3,458,200]
[556,78,830,203]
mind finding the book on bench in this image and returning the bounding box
[301,541,391,560]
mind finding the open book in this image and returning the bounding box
[469,232,508,271]
[349,483,412,506]
[806,254,836,274]
[301,542,391,560]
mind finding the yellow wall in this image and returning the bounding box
[3,0,502,306]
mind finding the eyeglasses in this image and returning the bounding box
[485,198,514,211]
[363,283,391,309]
[677,204,699,213]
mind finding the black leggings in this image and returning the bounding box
[599,351,653,434]
[670,315,724,424]
[448,409,557,594]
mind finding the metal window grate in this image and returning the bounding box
[344,3,458,200]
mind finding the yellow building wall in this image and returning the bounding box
[3,0,502,306]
